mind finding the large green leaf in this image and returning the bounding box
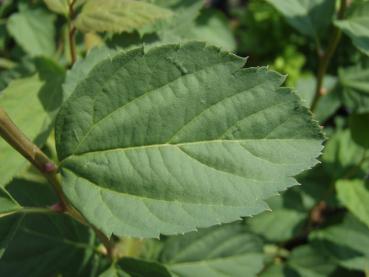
[7,8,56,57]
[75,0,172,33]
[0,60,65,188]
[55,42,323,238]
[266,0,335,40]
[310,215,369,271]
[0,178,96,276]
[159,224,264,277]
[339,66,369,113]
[336,179,369,228]
[335,1,369,56]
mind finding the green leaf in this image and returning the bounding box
[296,75,340,123]
[310,215,369,271]
[63,46,119,101]
[0,187,21,259]
[336,179,369,228]
[176,9,236,51]
[339,66,369,113]
[147,1,236,51]
[7,8,56,57]
[0,178,96,277]
[322,129,369,180]
[287,245,339,277]
[43,0,69,16]
[335,1,369,56]
[349,113,369,148]
[0,59,65,188]
[74,0,172,33]
[118,258,171,277]
[99,264,130,277]
[266,0,335,40]
[56,42,323,239]
[0,187,20,216]
[159,224,264,277]
[246,191,307,242]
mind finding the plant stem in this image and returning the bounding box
[0,107,114,258]
[68,0,77,65]
[0,207,58,218]
[0,107,68,209]
[311,0,347,111]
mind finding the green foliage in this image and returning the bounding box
[0,60,64,187]
[7,8,56,57]
[55,42,322,238]
[266,0,335,41]
[74,0,172,33]
[335,1,369,56]
[159,224,264,277]
[0,0,368,276]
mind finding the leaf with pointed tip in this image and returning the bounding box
[0,60,65,188]
[159,224,264,277]
[266,0,335,40]
[336,179,369,228]
[335,1,369,56]
[43,0,69,16]
[74,0,172,33]
[56,42,323,239]
[7,8,56,57]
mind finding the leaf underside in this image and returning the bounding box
[56,42,323,238]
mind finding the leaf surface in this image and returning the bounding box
[335,1,369,56]
[56,42,323,238]
[336,179,369,228]
[43,0,69,15]
[310,215,369,271]
[7,8,56,57]
[159,224,264,277]
[266,0,335,40]
[339,66,369,113]
[75,0,172,33]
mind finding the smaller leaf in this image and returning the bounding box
[335,1,369,56]
[160,224,264,277]
[336,179,369,228]
[287,245,339,277]
[43,0,69,16]
[266,0,335,40]
[75,0,172,33]
[339,66,369,113]
[118,258,171,277]
[349,113,369,149]
[7,8,56,57]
